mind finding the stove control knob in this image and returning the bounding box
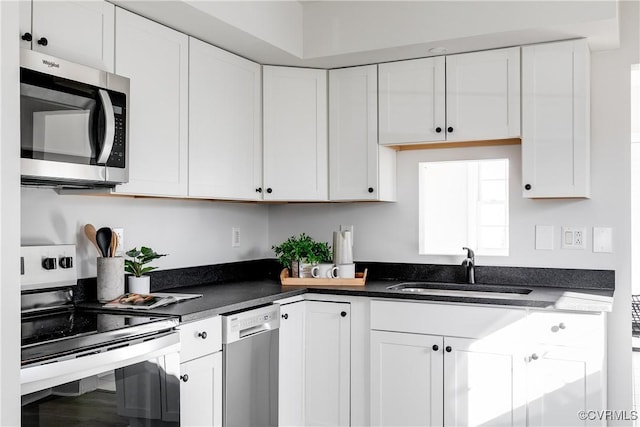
[42,257,57,270]
[59,257,73,269]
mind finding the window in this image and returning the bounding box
[419,159,509,256]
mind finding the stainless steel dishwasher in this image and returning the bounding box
[222,304,280,427]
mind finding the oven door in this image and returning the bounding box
[21,332,180,427]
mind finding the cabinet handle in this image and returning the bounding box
[266,188,273,194]
[21,32,32,42]
[255,187,263,193]
[340,311,347,317]
[368,187,374,193]
[524,184,532,191]
[447,126,454,133]
[282,313,288,320]
[432,344,439,351]
[435,127,442,133]
[37,37,48,46]
[445,346,452,353]
[197,331,207,339]
[180,374,189,382]
[530,353,539,361]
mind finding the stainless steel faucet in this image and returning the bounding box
[461,247,475,284]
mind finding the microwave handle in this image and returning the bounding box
[96,89,116,165]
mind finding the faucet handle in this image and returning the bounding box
[462,247,475,259]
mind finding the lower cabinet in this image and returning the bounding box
[180,352,222,427]
[279,300,351,426]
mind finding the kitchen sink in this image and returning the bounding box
[386,282,533,299]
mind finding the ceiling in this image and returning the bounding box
[112,0,620,68]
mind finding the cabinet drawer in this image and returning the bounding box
[527,310,604,348]
[178,316,222,362]
[371,300,525,339]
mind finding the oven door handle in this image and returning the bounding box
[21,332,180,396]
[96,89,115,165]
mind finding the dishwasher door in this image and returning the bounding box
[222,305,279,427]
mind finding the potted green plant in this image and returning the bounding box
[272,233,332,278]
[125,246,167,294]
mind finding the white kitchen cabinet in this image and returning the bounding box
[188,38,262,200]
[446,47,521,142]
[113,8,189,197]
[378,56,446,145]
[180,352,222,427]
[525,310,605,427]
[521,39,591,198]
[278,300,351,426]
[371,330,444,426]
[263,66,328,201]
[378,47,520,146]
[20,0,115,72]
[329,65,396,201]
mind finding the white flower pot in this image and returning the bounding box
[128,275,151,294]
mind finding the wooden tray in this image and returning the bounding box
[280,268,367,287]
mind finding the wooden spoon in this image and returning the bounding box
[84,224,102,256]
[110,232,119,257]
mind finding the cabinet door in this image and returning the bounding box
[329,65,396,201]
[378,57,446,145]
[443,336,526,427]
[113,8,189,197]
[305,301,350,426]
[279,301,306,427]
[188,38,262,200]
[31,1,114,71]
[263,66,328,201]
[522,39,590,198]
[181,352,222,427]
[446,47,520,142]
[370,330,444,427]
[19,1,31,50]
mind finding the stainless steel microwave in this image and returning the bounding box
[20,49,129,188]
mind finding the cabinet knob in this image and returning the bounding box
[282,313,288,320]
[435,127,442,133]
[559,322,566,329]
[21,32,32,42]
[524,184,532,191]
[447,126,454,133]
[432,344,439,351]
[266,188,273,194]
[180,374,189,383]
[340,311,347,317]
[197,331,207,339]
[37,37,48,46]
[530,353,539,361]
[255,187,262,193]
[368,187,374,193]
[445,346,452,353]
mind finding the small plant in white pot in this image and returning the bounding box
[125,246,167,294]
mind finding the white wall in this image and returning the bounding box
[21,188,270,279]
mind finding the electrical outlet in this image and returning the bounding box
[232,227,240,248]
[112,228,124,256]
[561,227,586,250]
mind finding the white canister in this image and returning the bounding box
[96,257,125,302]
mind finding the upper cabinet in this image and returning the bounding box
[188,38,262,201]
[263,66,328,201]
[521,39,591,198]
[20,0,115,72]
[329,65,396,201]
[379,47,520,146]
[113,8,189,197]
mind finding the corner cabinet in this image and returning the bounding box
[521,39,591,198]
[263,66,328,201]
[329,65,396,201]
[379,47,520,146]
[188,37,262,200]
[113,8,189,197]
[20,0,115,72]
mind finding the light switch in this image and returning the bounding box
[593,227,613,253]
[535,225,554,250]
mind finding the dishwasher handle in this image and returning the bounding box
[239,322,276,340]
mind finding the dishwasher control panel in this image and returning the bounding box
[222,305,280,344]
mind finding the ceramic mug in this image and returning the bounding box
[336,263,356,279]
[312,263,338,278]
